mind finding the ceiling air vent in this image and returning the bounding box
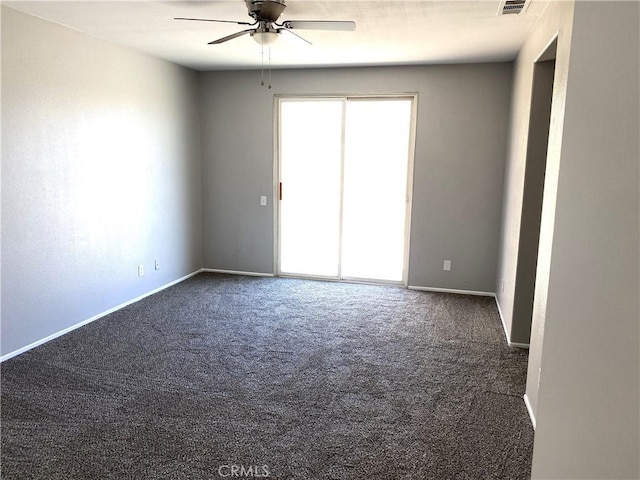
[498,0,529,15]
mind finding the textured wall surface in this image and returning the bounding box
[1,7,203,356]
[199,64,513,292]
[495,1,574,347]
[529,2,640,479]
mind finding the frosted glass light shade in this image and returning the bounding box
[252,31,279,45]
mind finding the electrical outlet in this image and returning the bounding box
[260,195,267,206]
[155,260,160,271]
[138,264,144,277]
[443,260,451,271]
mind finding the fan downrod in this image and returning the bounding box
[245,0,287,23]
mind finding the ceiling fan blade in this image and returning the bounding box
[174,17,255,26]
[281,20,356,31]
[280,28,312,45]
[208,29,255,44]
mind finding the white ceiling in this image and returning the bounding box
[5,0,550,71]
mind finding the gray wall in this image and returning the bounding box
[495,1,574,347]
[1,7,203,357]
[510,59,555,345]
[498,3,640,476]
[528,1,640,478]
[199,64,513,292]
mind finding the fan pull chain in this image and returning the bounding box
[260,37,265,87]
[268,46,272,90]
[258,31,272,89]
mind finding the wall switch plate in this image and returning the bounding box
[260,195,267,206]
[501,279,505,292]
[138,264,144,277]
[443,260,452,271]
[155,260,160,271]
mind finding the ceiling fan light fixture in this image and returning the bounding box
[252,30,279,45]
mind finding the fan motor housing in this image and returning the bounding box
[246,0,287,22]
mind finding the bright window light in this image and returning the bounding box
[341,99,412,282]
[278,97,413,283]
[279,100,343,277]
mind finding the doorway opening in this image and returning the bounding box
[276,95,417,285]
[512,38,557,344]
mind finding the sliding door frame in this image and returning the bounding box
[273,93,418,287]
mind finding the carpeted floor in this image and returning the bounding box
[1,273,533,479]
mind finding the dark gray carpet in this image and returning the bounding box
[1,273,533,479]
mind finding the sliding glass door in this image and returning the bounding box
[341,98,413,282]
[278,99,343,277]
[277,96,415,284]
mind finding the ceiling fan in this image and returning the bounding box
[174,0,356,46]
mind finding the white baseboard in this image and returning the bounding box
[202,268,274,278]
[523,393,536,429]
[494,296,530,349]
[495,295,511,343]
[408,285,495,297]
[0,269,203,363]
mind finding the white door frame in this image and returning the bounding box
[273,93,418,287]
